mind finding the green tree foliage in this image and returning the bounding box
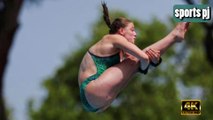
[28,10,213,120]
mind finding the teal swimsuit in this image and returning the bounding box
[80,51,120,112]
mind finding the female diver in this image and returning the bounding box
[78,3,190,112]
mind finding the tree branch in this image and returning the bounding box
[0,0,23,120]
[184,0,195,4]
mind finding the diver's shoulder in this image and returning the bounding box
[102,34,125,41]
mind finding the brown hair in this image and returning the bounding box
[101,2,132,34]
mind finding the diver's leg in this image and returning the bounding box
[85,58,139,110]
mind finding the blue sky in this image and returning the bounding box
[4,0,185,120]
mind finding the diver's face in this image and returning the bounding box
[120,22,137,43]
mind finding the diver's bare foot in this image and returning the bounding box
[172,22,190,42]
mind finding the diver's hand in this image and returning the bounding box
[145,49,161,64]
